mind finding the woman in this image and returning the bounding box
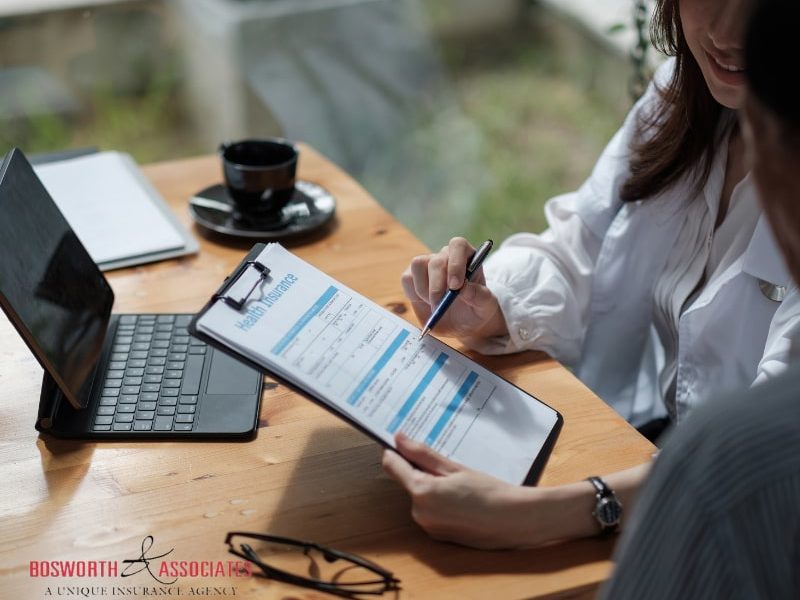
[382,0,800,549]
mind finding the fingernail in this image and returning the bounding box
[449,276,460,289]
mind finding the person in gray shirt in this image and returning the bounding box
[600,0,800,597]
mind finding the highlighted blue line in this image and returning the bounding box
[387,352,449,433]
[346,330,410,406]
[271,286,338,355]
[425,371,478,446]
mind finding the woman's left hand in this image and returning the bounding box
[381,433,547,549]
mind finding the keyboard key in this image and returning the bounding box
[164,369,183,379]
[179,395,198,405]
[176,315,192,326]
[170,344,189,353]
[174,423,193,431]
[167,361,185,370]
[146,365,165,374]
[138,401,157,411]
[159,396,178,406]
[150,349,168,357]
[130,351,148,360]
[122,385,141,395]
[148,357,167,366]
[154,331,171,340]
[139,315,156,322]
[134,420,153,431]
[189,347,207,355]
[141,383,160,393]
[154,416,174,431]
[102,388,120,397]
[104,379,122,388]
[119,315,137,325]
[175,413,194,424]
[162,379,181,389]
[113,422,133,431]
[144,374,163,384]
[119,394,139,404]
[189,338,204,347]
[109,361,127,370]
[173,335,190,345]
[123,376,143,386]
[137,325,155,334]
[112,344,131,353]
[94,415,114,425]
[168,352,187,361]
[128,359,147,368]
[132,342,150,351]
[111,353,128,362]
[115,413,134,423]
[160,389,179,398]
[93,424,112,431]
[157,315,176,323]
[117,324,136,332]
[116,335,134,344]
[135,410,155,420]
[177,404,196,414]
[126,367,145,377]
[96,406,115,416]
[99,397,118,407]
[139,392,159,402]
[106,370,125,379]
[134,334,153,342]
[117,404,136,414]
[152,340,170,349]
[157,405,176,416]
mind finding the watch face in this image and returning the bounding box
[596,496,622,526]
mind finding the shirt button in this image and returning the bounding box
[518,327,530,340]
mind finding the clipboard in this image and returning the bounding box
[189,243,562,485]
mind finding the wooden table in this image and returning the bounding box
[0,147,654,599]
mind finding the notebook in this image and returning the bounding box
[190,243,563,485]
[33,151,198,270]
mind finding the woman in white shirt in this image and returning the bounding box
[382,0,798,548]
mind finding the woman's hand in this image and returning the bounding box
[383,433,654,550]
[401,237,507,339]
[382,433,548,549]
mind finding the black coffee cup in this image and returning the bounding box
[219,138,298,215]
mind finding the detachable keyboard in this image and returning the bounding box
[92,314,207,433]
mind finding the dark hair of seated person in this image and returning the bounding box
[745,0,800,133]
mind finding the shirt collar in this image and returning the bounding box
[742,212,792,287]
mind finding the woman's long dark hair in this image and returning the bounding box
[620,0,732,202]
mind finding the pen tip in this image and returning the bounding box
[419,327,429,340]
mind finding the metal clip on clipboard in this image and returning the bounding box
[212,260,271,311]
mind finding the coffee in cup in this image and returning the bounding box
[219,138,298,216]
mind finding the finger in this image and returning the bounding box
[446,237,475,290]
[381,449,419,490]
[409,255,432,305]
[401,268,426,304]
[428,249,449,306]
[395,433,462,476]
[409,300,432,327]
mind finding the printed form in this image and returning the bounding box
[195,244,560,484]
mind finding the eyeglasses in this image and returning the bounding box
[225,531,401,598]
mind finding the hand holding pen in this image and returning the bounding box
[419,239,493,339]
[400,237,508,341]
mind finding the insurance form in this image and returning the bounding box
[193,244,561,485]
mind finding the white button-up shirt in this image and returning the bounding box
[466,59,797,426]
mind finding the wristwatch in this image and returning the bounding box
[587,476,623,535]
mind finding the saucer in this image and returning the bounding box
[189,180,336,240]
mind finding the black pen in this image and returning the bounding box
[419,239,493,340]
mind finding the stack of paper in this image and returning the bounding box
[34,151,198,270]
